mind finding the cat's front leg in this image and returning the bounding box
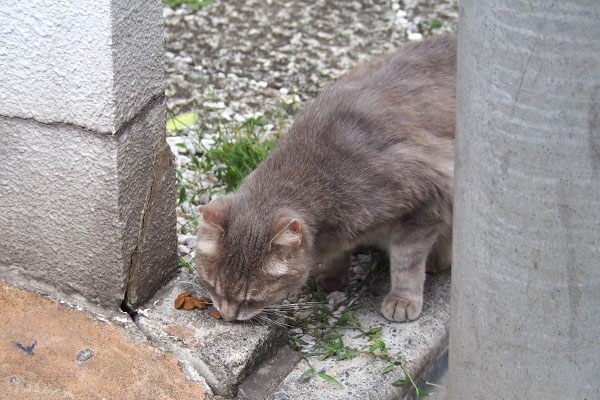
[382,225,438,322]
[381,260,425,321]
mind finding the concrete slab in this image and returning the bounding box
[134,274,288,397]
[118,97,179,309]
[128,267,449,399]
[269,271,450,400]
[238,346,301,400]
[0,115,123,311]
[0,281,211,399]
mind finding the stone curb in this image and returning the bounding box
[131,270,450,399]
[134,275,288,397]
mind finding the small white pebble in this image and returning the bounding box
[137,309,151,318]
[204,101,225,109]
[113,316,129,324]
[185,236,197,248]
[408,32,423,41]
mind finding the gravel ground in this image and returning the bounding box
[164,0,458,118]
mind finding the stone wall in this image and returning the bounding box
[0,0,177,312]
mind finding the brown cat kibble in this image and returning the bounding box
[182,297,196,311]
[195,35,456,322]
[174,291,192,309]
[195,299,208,310]
[174,295,186,309]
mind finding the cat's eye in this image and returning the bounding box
[243,300,261,309]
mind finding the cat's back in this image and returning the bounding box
[292,34,456,146]
[245,35,456,215]
[342,34,456,90]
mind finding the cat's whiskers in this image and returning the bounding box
[178,281,210,297]
[264,301,324,311]
[262,312,289,320]
[262,311,297,324]
[262,308,289,315]
[254,315,295,329]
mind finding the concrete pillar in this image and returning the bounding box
[0,1,177,312]
[449,1,600,399]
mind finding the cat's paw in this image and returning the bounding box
[381,293,423,322]
[316,274,346,292]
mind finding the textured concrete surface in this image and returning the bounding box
[0,115,124,310]
[238,346,301,400]
[269,272,450,400]
[0,0,176,312]
[109,0,165,134]
[0,0,163,134]
[450,1,600,399]
[0,281,212,399]
[117,97,179,309]
[135,274,288,397]
[0,97,177,312]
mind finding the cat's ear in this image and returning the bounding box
[197,204,225,257]
[270,217,303,249]
[197,203,225,232]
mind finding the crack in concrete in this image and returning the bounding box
[0,113,104,135]
[122,130,175,309]
[0,93,165,137]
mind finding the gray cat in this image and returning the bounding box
[195,34,456,322]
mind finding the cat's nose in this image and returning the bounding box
[219,301,238,322]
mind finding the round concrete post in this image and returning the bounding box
[449,1,600,399]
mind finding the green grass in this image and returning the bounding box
[283,250,438,396]
[166,76,300,243]
[163,0,215,11]
[426,19,443,35]
[167,106,288,207]
[201,115,278,193]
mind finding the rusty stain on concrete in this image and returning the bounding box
[0,281,211,399]
[164,324,195,342]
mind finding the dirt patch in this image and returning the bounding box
[0,281,211,399]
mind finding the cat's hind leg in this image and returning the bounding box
[316,251,352,292]
[426,226,452,273]
[382,222,439,322]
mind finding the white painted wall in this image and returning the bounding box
[0,0,164,134]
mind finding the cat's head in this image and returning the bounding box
[195,197,312,321]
